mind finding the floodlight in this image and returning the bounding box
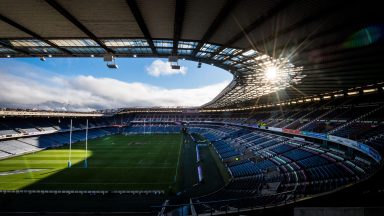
[106,58,118,69]
[107,62,118,69]
[133,54,137,58]
[171,65,180,70]
[6,55,11,58]
[40,56,46,61]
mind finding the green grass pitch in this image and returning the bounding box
[0,134,183,191]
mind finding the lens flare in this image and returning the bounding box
[265,66,278,81]
[344,25,384,48]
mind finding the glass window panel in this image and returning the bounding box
[177,49,193,55]
[220,48,242,55]
[156,48,172,54]
[196,52,211,58]
[133,47,152,54]
[27,47,62,54]
[223,60,235,65]
[178,41,198,49]
[66,47,105,54]
[103,39,149,47]
[114,47,152,54]
[242,49,258,56]
[244,59,256,64]
[238,68,248,72]
[231,55,245,61]
[0,48,17,53]
[153,40,173,48]
[200,43,220,52]
[11,39,49,47]
[50,39,99,47]
[212,55,225,60]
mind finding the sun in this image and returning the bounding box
[265,66,278,81]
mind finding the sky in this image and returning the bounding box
[0,57,232,111]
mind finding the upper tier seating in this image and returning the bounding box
[123,124,181,134]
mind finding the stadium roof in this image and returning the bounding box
[1,0,383,109]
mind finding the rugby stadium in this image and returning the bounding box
[0,0,384,215]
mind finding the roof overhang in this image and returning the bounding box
[1,0,383,109]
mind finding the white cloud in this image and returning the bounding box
[146,59,187,77]
[0,64,230,111]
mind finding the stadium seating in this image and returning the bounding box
[0,94,383,213]
[123,124,181,134]
[186,122,376,212]
[0,127,119,158]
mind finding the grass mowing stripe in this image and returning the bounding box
[173,134,184,183]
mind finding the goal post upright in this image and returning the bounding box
[84,119,88,168]
[68,119,72,168]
